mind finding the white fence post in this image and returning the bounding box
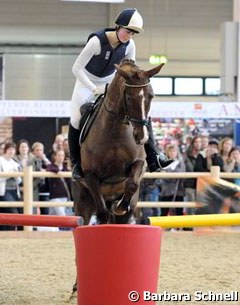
[23,166,33,231]
[210,166,220,179]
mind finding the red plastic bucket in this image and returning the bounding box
[73,224,162,305]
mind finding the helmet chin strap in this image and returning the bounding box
[115,26,123,44]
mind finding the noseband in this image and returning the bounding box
[104,81,150,127]
[124,82,150,126]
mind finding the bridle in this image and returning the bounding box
[104,81,151,127]
[124,82,150,88]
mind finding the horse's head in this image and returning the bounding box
[115,60,164,145]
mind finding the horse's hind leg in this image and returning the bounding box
[112,159,145,216]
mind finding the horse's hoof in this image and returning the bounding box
[111,202,129,216]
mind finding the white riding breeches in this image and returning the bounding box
[70,81,95,130]
[70,75,113,130]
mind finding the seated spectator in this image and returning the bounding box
[0,142,22,230]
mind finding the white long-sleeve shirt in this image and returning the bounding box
[72,35,136,92]
[70,32,136,129]
[0,156,21,196]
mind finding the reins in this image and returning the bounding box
[103,101,130,125]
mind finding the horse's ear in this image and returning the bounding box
[145,63,165,78]
[115,64,130,81]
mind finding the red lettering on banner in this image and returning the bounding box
[234,104,240,115]
[219,104,228,116]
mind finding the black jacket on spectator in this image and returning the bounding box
[194,154,224,172]
[184,153,205,189]
[46,163,71,199]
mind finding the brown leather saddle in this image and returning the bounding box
[79,94,104,144]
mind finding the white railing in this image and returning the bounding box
[0,166,238,231]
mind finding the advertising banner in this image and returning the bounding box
[150,101,240,119]
[0,100,240,118]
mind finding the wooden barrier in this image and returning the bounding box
[149,213,240,228]
[0,165,239,231]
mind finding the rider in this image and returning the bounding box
[68,8,172,180]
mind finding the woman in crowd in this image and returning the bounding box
[14,139,42,203]
[218,137,233,171]
[47,133,65,163]
[224,147,240,184]
[160,144,186,217]
[0,142,22,230]
[47,149,72,220]
[31,142,51,215]
[14,139,34,169]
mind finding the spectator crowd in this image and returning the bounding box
[0,134,72,231]
[0,130,240,230]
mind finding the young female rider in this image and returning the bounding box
[68,8,172,180]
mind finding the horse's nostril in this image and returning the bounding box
[133,132,141,145]
[133,126,148,145]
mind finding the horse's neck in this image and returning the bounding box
[105,77,125,114]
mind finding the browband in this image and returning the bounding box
[125,82,150,88]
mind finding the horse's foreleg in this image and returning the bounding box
[71,181,94,225]
[112,159,145,216]
[70,181,96,300]
[84,171,109,224]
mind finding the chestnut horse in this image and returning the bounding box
[72,60,164,225]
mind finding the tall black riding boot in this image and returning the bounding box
[144,118,174,172]
[68,124,83,180]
